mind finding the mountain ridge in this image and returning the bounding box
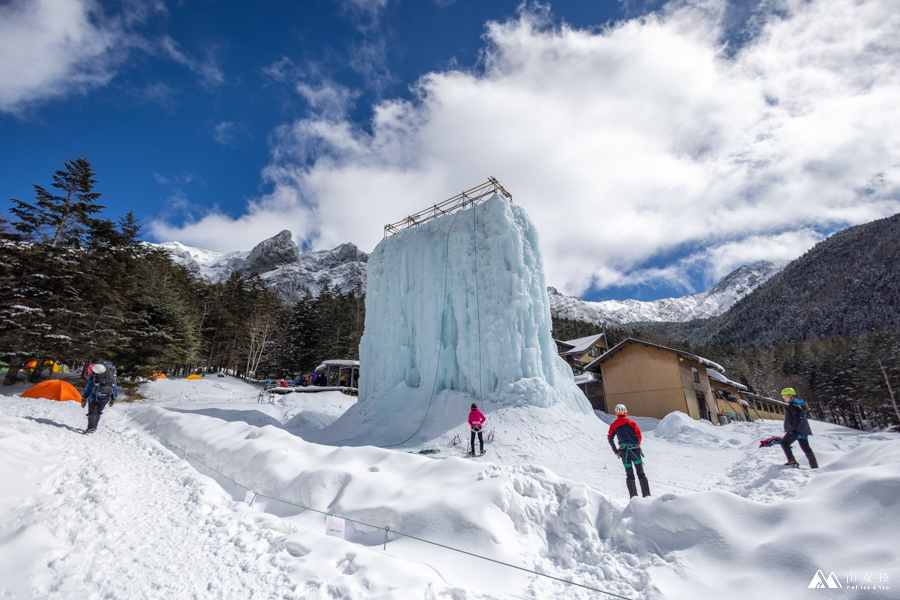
[158,232,369,303]
[158,232,782,323]
[548,260,786,326]
[631,212,900,347]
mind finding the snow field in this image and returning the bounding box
[3,375,899,599]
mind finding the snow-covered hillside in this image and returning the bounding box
[3,378,897,599]
[158,231,368,302]
[549,261,786,325]
[159,236,781,325]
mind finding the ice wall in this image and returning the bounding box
[359,195,589,413]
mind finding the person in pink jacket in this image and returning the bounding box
[468,403,486,456]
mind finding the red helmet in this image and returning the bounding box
[471,403,478,409]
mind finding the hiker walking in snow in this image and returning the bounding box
[608,404,651,498]
[468,403,486,456]
[780,388,818,469]
[80,363,117,434]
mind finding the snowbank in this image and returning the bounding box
[653,411,742,447]
[3,389,899,598]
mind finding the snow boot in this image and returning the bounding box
[805,451,819,469]
[783,460,799,468]
[639,477,651,498]
[626,479,638,498]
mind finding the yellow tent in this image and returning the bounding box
[186,374,203,380]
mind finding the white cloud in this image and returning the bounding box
[213,122,237,146]
[0,0,224,114]
[157,0,900,296]
[148,184,318,253]
[160,35,224,88]
[0,0,125,114]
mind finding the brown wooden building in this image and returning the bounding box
[580,338,785,425]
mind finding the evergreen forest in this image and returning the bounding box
[1,158,364,388]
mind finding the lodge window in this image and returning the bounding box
[691,367,700,383]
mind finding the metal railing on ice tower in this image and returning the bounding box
[383,177,512,238]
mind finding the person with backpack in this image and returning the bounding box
[468,402,486,456]
[608,404,651,498]
[780,387,818,468]
[80,362,117,434]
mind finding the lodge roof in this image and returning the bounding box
[583,337,725,373]
[707,369,749,391]
[558,333,605,356]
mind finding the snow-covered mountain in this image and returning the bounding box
[159,232,782,323]
[548,260,786,325]
[158,230,369,302]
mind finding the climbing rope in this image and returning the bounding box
[473,200,484,403]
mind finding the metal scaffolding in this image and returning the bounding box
[383,177,512,238]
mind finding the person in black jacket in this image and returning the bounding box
[80,363,117,434]
[608,404,650,498]
[780,387,818,469]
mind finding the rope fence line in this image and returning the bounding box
[120,409,634,599]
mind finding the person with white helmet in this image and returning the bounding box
[607,404,651,498]
[780,387,817,468]
[80,362,117,434]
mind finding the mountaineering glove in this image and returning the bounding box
[81,399,86,408]
[615,448,621,458]
[109,399,115,407]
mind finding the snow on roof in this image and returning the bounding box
[559,333,604,355]
[574,372,600,385]
[315,360,360,372]
[707,369,749,391]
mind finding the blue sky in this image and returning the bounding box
[2,0,899,302]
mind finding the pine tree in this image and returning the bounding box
[9,156,104,248]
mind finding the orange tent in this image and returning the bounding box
[21,380,82,402]
[185,374,203,380]
[149,372,168,379]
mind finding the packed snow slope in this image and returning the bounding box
[313,196,590,448]
[3,376,898,599]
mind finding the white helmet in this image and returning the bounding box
[92,364,107,374]
[615,404,627,415]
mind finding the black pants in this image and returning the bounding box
[470,429,483,453]
[625,461,647,481]
[781,433,812,462]
[87,400,110,430]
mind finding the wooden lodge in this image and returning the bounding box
[556,333,608,374]
[578,338,785,425]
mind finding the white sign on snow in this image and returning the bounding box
[326,515,345,538]
[244,490,256,506]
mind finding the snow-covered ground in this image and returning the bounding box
[2,376,897,599]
